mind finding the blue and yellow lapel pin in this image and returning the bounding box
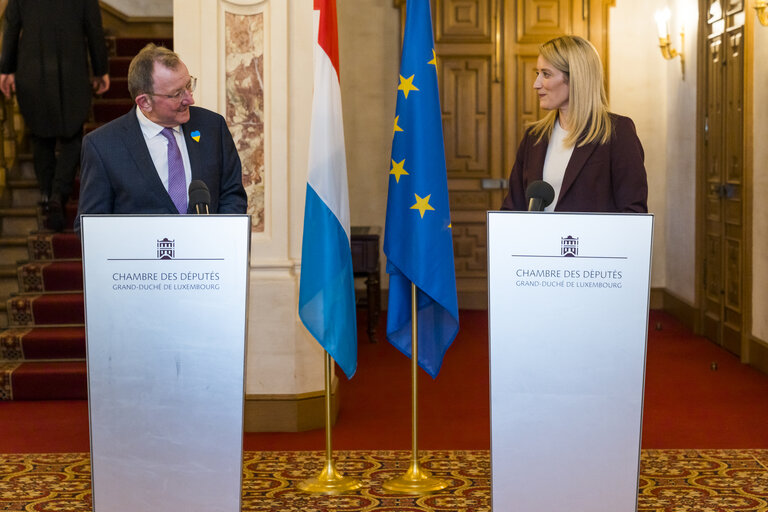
[190,130,201,142]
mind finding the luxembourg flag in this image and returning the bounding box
[298,0,357,378]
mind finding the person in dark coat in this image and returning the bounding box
[501,35,647,213]
[0,0,110,231]
[74,44,247,234]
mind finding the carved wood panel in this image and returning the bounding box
[441,57,492,175]
[725,28,743,186]
[428,0,503,305]
[703,32,725,347]
[725,238,741,310]
[723,235,742,353]
[700,1,745,355]
[449,190,493,210]
[706,38,722,188]
[725,0,743,14]
[517,0,570,43]
[436,0,493,42]
[705,236,721,297]
[451,222,487,276]
[721,24,743,356]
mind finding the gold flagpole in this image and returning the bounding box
[298,353,361,494]
[383,283,448,493]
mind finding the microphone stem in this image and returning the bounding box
[528,198,542,212]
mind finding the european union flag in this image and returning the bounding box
[384,0,459,379]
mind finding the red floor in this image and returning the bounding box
[1,310,767,453]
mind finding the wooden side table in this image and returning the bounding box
[351,226,381,343]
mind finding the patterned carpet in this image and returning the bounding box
[1,449,767,511]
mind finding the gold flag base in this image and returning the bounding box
[383,283,450,495]
[383,459,448,494]
[299,353,362,495]
[298,459,362,495]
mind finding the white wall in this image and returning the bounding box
[338,0,400,236]
[663,0,699,304]
[752,23,768,341]
[609,0,672,291]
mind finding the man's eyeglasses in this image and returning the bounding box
[149,76,197,103]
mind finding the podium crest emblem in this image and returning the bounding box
[157,238,175,260]
[561,236,578,257]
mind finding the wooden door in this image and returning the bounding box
[395,0,610,307]
[701,0,745,356]
[433,0,504,308]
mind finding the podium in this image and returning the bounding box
[81,215,250,512]
[487,212,653,511]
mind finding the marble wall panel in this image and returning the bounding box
[225,11,266,232]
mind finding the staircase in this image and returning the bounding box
[0,37,172,401]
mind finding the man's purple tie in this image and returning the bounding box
[160,127,187,214]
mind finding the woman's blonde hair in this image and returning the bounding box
[529,35,612,147]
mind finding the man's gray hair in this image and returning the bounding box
[127,43,182,101]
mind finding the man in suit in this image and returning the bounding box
[0,0,110,231]
[75,44,247,232]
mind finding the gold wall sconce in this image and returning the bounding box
[654,7,685,79]
[756,0,768,26]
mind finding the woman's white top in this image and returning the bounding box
[541,120,574,211]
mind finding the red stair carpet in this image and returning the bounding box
[0,37,171,402]
[1,309,768,454]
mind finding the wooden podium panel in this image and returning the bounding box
[81,215,250,512]
[488,212,653,512]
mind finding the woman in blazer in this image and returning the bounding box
[501,35,648,213]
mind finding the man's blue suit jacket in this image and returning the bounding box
[75,106,247,231]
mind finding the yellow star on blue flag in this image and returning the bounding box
[410,193,435,218]
[398,74,419,99]
[383,0,459,379]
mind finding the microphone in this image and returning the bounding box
[188,180,211,214]
[525,180,555,212]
